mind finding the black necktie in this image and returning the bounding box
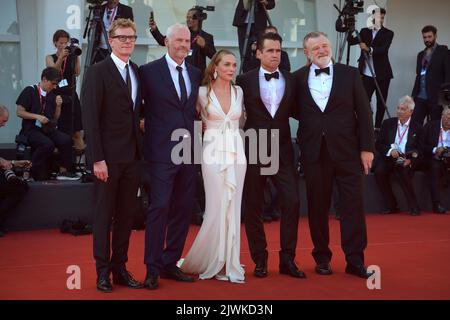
[264,71,279,81]
[125,64,132,97]
[177,66,188,104]
[315,67,330,76]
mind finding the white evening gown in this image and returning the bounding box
[180,85,246,283]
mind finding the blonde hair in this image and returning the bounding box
[202,50,236,114]
[108,18,136,38]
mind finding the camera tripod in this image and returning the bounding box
[83,4,111,73]
[239,0,273,74]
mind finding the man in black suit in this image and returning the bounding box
[93,0,134,63]
[81,18,143,293]
[348,8,394,132]
[374,95,422,216]
[148,7,216,74]
[293,32,375,279]
[411,25,450,125]
[420,107,450,214]
[233,0,275,60]
[140,24,202,290]
[236,32,305,279]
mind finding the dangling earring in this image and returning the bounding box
[213,70,218,80]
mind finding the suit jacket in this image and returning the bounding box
[139,56,202,164]
[232,0,275,30]
[150,28,216,73]
[412,44,450,104]
[349,27,394,80]
[293,63,375,164]
[420,119,442,158]
[236,68,295,167]
[94,3,134,48]
[81,56,142,165]
[375,117,422,163]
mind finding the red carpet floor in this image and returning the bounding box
[1,213,450,300]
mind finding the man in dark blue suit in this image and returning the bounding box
[139,24,202,290]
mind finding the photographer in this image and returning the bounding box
[16,67,79,181]
[421,106,450,214]
[374,96,422,216]
[93,0,134,63]
[411,25,450,125]
[46,30,85,153]
[242,25,290,73]
[149,7,216,74]
[233,0,275,60]
[348,7,394,133]
[0,105,29,237]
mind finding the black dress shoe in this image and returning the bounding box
[253,259,268,278]
[144,274,159,290]
[345,264,374,279]
[279,260,306,278]
[160,268,195,282]
[315,263,333,275]
[112,270,143,289]
[410,207,421,216]
[433,203,447,214]
[97,276,113,293]
[381,207,400,215]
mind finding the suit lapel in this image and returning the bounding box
[274,69,291,119]
[323,64,338,112]
[185,63,197,108]
[252,69,273,119]
[106,56,133,107]
[158,57,182,107]
[388,119,397,145]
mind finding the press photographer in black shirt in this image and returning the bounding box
[16,67,79,181]
[46,29,85,153]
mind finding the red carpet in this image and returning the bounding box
[1,213,450,300]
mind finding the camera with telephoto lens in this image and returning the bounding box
[438,82,450,107]
[3,169,18,182]
[395,150,418,167]
[192,5,215,22]
[66,38,82,56]
[437,147,450,166]
[342,0,364,15]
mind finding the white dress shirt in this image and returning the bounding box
[363,28,379,77]
[165,53,192,100]
[259,67,285,118]
[110,52,138,108]
[387,118,411,156]
[308,61,333,112]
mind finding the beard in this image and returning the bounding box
[425,40,436,48]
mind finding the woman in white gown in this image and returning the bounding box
[180,50,246,283]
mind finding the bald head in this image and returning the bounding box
[0,105,9,127]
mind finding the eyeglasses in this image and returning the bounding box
[111,35,138,43]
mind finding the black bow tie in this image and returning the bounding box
[264,71,279,81]
[315,67,330,76]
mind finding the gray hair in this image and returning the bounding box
[303,31,329,48]
[398,95,415,110]
[166,23,190,40]
[443,106,450,116]
[0,105,8,117]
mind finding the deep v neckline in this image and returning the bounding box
[210,85,234,117]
